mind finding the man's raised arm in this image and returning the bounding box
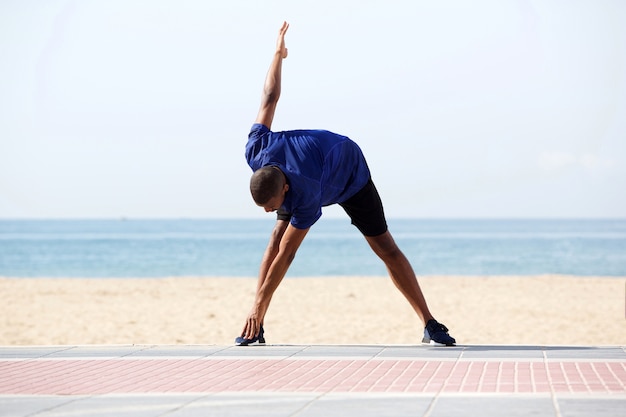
[255,21,289,129]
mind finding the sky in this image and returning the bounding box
[1,0,625,219]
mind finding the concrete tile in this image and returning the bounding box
[165,393,317,417]
[460,345,544,359]
[126,345,228,358]
[558,398,626,417]
[46,345,149,358]
[295,345,385,358]
[212,345,307,357]
[544,347,626,360]
[0,395,77,417]
[376,345,463,359]
[430,396,556,417]
[32,394,206,417]
[299,393,433,417]
[0,346,74,359]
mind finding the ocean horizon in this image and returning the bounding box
[1,218,625,278]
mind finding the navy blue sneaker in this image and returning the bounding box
[235,325,266,346]
[422,319,456,346]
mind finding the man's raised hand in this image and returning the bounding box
[276,21,289,59]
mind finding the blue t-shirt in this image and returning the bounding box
[246,123,370,229]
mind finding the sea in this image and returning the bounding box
[0,219,625,278]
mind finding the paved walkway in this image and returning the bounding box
[1,344,624,416]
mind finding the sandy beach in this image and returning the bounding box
[1,275,624,346]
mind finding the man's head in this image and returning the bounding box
[250,166,289,212]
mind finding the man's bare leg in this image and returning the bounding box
[364,231,434,325]
[365,230,456,345]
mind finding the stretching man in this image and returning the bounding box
[236,22,456,346]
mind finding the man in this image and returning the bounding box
[236,22,456,346]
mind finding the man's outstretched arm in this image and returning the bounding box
[241,223,308,340]
[255,21,289,130]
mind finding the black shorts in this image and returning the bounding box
[339,178,388,236]
[277,178,388,237]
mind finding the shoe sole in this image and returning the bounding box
[422,339,455,347]
[235,339,266,347]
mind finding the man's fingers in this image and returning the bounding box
[276,21,289,58]
[243,319,259,339]
[245,328,257,339]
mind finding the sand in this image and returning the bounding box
[1,275,624,346]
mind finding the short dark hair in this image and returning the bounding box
[250,166,284,205]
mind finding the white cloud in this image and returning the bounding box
[580,154,615,171]
[537,151,577,171]
[537,151,615,173]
